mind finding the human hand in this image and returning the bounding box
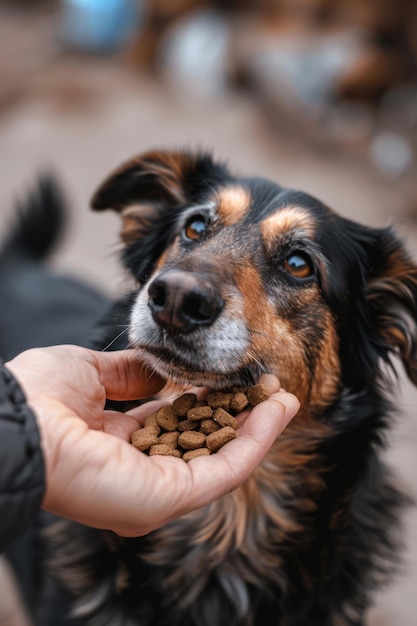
[6,345,299,536]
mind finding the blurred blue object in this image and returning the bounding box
[61,0,144,53]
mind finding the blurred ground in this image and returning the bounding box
[1,2,417,625]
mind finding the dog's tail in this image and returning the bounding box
[1,176,67,261]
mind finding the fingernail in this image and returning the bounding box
[257,373,280,393]
[271,390,300,423]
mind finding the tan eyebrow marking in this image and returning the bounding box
[217,186,251,226]
[261,207,317,245]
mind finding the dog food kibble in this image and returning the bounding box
[230,392,249,413]
[172,392,197,416]
[149,444,182,457]
[156,406,179,431]
[205,391,234,410]
[131,427,159,451]
[143,412,161,433]
[177,419,199,432]
[187,405,213,421]
[247,384,270,406]
[131,384,271,461]
[183,448,211,461]
[158,431,180,448]
[206,426,237,453]
[213,407,238,429]
[199,418,221,435]
[178,431,207,450]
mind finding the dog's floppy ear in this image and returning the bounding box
[90,149,231,280]
[367,228,417,386]
[91,149,230,213]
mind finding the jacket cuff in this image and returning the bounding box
[0,362,46,552]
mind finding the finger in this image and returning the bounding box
[90,350,165,400]
[234,375,280,427]
[237,390,299,444]
[255,373,281,394]
[126,398,172,425]
[102,410,144,441]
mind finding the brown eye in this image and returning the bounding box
[283,253,313,279]
[184,218,207,241]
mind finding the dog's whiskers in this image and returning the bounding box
[249,327,285,347]
[246,350,268,375]
[100,327,129,352]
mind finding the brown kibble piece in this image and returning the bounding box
[199,418,221,435]
[143,412,161,434]
[230,392,249,413]
[247,384,270,406]
[206,426,237,453]
[206,391,233,410]
[131,427,159,451]
[213,407,238,429]
[206,391,223,407]
[178,431,207,450]
[149,444,182,457]
[177,419,199,432]
[156,406,179,431]
[183,448,211,462]
[172,393,197,417]
[158,431,180,448]
[187,405,213,421]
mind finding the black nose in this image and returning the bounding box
[148,270,224,335]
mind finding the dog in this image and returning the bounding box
[47,149,417,626]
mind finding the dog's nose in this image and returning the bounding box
[148,270,224,335]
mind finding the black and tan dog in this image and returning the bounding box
[50,150,417,626]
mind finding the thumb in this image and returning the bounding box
[237,389,300,458]
[91,350,165,400]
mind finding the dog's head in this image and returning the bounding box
[92,150,417,411]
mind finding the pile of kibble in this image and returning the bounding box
[131,384,270,461]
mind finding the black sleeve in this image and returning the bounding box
[0,362,46,553]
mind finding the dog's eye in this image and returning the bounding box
[283,253,313,279]
[183,217,207,241]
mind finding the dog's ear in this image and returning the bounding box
[90,150,231,280]
[91,149,230,213]
[367,228,417,386]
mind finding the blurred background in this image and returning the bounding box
[0,0,417,624]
